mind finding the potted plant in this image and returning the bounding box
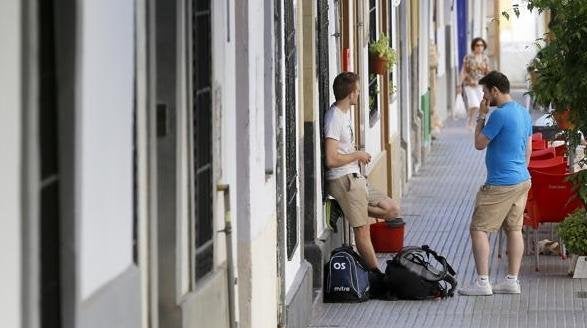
[368,34,397,75]
[556,208,587,277]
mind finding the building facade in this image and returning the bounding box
[0,1,497,328]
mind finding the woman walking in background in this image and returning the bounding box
[460,37,490,129]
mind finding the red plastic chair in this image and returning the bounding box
[525,170,585,271]
[532,139,548,151]
[498,157,567,258]
[554,144,566,157]
[532,132,543,141]
[530,148,556,160]
[528,156,567,174]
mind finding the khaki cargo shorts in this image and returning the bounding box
[327,173,388,227]
[470,180,531,233]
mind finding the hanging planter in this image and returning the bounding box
[369,53,387,75]
[368,34,397,76]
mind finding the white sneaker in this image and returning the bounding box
[458,279,493,296]
[492,278,521,294]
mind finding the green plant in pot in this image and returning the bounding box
[559,168,587,276]
[557,209,587,256]
[557,208,587,277]
[369,34,397,75]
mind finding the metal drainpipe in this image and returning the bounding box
[217,184,237,328]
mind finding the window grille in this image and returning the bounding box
[317,0,330,201]
[192,0,214,280]
[284,0,298,259]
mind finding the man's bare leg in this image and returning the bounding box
[506,230,524,275]
[471,230,490,275]
[367,198,400,219]
[353,225,378,270]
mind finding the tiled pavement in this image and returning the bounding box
[309,117,587,328]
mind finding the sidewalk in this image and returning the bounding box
[309,118,587,328]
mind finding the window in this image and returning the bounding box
[368,0,379,127]
[192,0,214,281]
[39,0,62,325]
[284,0,298,259]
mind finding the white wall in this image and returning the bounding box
[499,2,542,86]
[0,1,22,326]
[235,1,278,326]
[215,0,237,293]
[78,0,135,300]
[419,2,429,96]
[389,4,400,138]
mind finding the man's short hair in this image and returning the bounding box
[333,72,359,101]
[479,71,510,94]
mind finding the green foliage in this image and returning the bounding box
[520,2,587,255]
[501,4,521,20]
[557,209,587,255]
[523,1,587,165]
[368,34,398,70]
[567,168,587,205]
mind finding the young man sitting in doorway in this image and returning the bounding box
[324,71,402,273]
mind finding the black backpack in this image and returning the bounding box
[384,245,457,300]
[323,246,370,303]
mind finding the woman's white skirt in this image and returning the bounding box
[463,85,483,109]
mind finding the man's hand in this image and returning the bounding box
[355,151,371,165]
[479,98,489,116]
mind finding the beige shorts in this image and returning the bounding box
[327,173,388,227]
[470,180,531,233]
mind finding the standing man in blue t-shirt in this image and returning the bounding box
[459,71,532,296]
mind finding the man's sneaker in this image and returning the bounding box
[492,278,521,294]
[458,279,493,296]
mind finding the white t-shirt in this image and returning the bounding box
[324,104,360,180]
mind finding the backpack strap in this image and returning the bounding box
[421,245,456,276]
[420,245,458,297]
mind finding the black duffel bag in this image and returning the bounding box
[384,245,457,300]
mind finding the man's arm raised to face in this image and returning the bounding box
[475,98,491,150]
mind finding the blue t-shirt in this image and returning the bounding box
[481,101,532,185]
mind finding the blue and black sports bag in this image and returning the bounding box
[323,246,370,303]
